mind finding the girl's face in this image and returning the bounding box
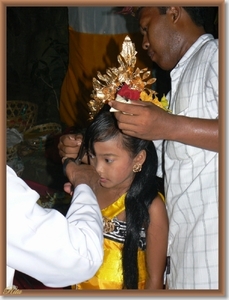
[88,135,141,191]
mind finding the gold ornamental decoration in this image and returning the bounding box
[88,35,170,120]
[103,216,115,234]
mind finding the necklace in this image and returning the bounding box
[103,216,115,233]
[101,193,126,233]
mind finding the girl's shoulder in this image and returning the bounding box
[147,193,169,232]
[148,193,167,217]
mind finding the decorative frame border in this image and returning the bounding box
[1,0,226,297]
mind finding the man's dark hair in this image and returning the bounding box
[158,7,208,27]
[117,6,209,28]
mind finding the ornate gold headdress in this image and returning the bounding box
[88,35,170,120]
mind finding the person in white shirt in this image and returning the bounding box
[6,161,103,288]
[109,7,218,290]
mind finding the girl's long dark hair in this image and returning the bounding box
[84,104,158,289]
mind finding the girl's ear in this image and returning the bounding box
[134,149,146,165]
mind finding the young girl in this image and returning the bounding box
[71,104,168,290]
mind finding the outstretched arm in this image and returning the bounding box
[109,100,219,152]
[7,165,103,288]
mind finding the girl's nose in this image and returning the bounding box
[95,163,103,176]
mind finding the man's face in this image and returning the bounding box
[138,7,182,71]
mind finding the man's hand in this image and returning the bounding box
[58,134,83,159]
[63,160,100,195]
[109,100,170,141]
[109,100,219,152]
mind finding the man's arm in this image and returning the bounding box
[109,100,219,152]
[7,165,103,288]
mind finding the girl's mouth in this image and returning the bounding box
[99,177,107,183]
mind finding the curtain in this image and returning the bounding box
[59,7,152,129]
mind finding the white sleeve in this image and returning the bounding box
[153,139,163,178]
[6,165,103,288]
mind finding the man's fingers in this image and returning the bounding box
[63,182,73,195]
[59,134,82,146]
[109,99,147,114]
[62,157,76,177]
[58,134,83,158]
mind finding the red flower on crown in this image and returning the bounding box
[117,84,140,100]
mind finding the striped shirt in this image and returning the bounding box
[156,34,219,289]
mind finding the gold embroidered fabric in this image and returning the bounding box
[102,193,126,219]
[73,193,147,290]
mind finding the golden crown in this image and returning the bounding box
[88,35,170,120]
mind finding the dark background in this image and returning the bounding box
[6,6,218,191]
[7,7,69,125]
[7,7,218,127]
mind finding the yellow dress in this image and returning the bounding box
[73,193,147,289]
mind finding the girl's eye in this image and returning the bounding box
[105,158,113,163]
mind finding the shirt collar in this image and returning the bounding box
[173,33,215,72]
